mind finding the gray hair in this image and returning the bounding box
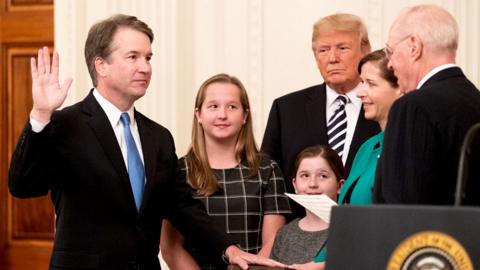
[395,4,458,54]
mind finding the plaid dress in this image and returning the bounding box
[179,156,291,269]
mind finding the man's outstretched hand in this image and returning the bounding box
[30,46,73,123]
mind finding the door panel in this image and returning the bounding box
[0,1,54,269]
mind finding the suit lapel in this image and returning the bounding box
[349,107,365,157]
[305,84,328,143]
[135,112,156,214]
[82,91,138,214]
[342,134,381,195]
[347,107,374,169]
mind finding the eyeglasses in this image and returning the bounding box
[384,35,411,60]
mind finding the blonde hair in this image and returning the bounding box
[395,4,458,54]
[312,13,371,54]
[185,73,260,196]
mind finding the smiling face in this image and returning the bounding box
[96,27,153,109]
[293,155,343,201]
[358,61,401,129]
[195,82,247,145]
[312,31,365,93]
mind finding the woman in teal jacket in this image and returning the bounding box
[338,49,402,205]
[313,50,402,264]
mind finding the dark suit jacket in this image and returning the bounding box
[261,84,380,217]
[374,67,480,205]
[8,91,228,270]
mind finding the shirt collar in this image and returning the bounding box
[326,83,362,109]
[416,63,457,89]
[93,88,135,127]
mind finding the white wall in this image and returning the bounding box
[54,1,479,268]
[54,0,480,157]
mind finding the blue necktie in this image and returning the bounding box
[120,113,145,211]
[327,95,348,157]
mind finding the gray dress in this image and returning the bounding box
[270,218,328,264]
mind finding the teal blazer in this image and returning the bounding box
[338,132,384,205]
[313,132,383,263]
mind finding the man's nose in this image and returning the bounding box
[138,57,151,73]
[387,59,394,70]
[328,48,339,62]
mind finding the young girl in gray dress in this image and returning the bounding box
[270,145,345,270]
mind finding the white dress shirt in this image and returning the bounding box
[326,84,362,165]
[416,63,457,89]
[93,89,145,167]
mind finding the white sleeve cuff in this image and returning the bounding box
[30,117,49,133]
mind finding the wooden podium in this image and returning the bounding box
[325,205,480,269]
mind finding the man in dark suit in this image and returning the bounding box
[374,5,480,205]
[262,13,380,217]
[8,14,285,270]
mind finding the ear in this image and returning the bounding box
[292,178,298,193]
[195,108,202,124]
[409,34,423,62]
[337,179,345,194]
[243,110,248,124]
[360,44,372,57]
[95,57,108,78]
[312,44,323,70]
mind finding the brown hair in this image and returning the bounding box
[294,145,346,181]
[312,13,371,54]
[358,49,399,88]
[185,73,260,196]
[84,14,154,86]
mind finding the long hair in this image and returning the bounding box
[185,73,260,196]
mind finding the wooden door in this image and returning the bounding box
[0,0,54,269]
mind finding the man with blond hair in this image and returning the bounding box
[374,4,480,205]
[262,13,380,218]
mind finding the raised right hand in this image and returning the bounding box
[30,46,73,123]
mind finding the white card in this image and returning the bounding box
[285,193,337,223]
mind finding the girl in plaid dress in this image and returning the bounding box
[161,73,291,270]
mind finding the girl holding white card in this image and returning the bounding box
[270,145,345,269]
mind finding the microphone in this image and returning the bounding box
[454,123,480,206]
